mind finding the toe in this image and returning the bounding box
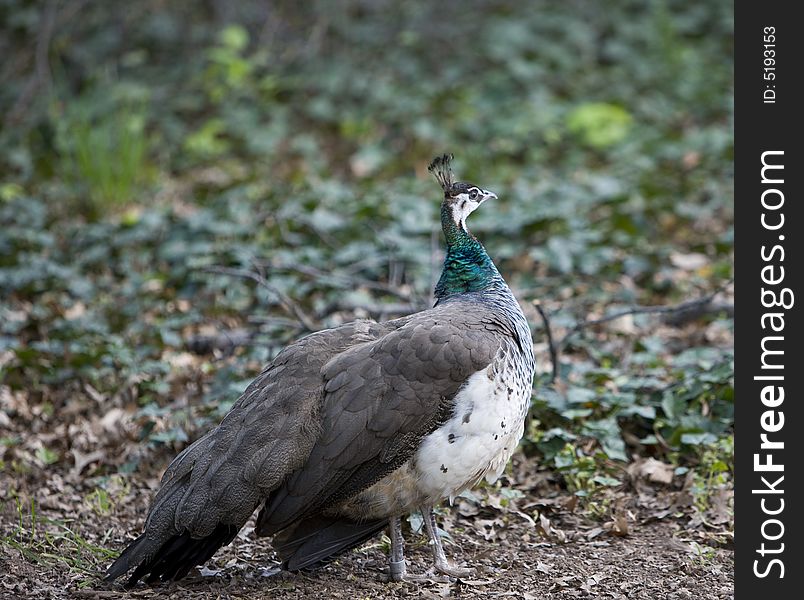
[435,562,473,579]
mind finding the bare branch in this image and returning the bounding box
[5,0,61,126]
[202,266,317,332]
[319,299,422,321]
[186,328,253,356]
[533,300,559,384]
[267,262,415,302]
[559,278,734,349]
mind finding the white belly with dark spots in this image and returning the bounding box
[336,348,533,520]
[412,365,528,504]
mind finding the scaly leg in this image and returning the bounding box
[421,506,472,579]
[388,516,406,581]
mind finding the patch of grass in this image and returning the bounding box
[54,93,151,218]
[687,540,718,567]
[1,497,117,588]
[83,488,113,516]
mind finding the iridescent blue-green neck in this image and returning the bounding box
[434,201,505,302]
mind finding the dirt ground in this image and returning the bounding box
[0,453,733,600]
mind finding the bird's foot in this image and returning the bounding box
[433,559,473,579]
[382,565,473,583]
[387,563,472,583]
[399,568,453,584]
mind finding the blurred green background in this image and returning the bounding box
[1,1,733,498]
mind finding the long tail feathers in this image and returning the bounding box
[273,515,388,571]
[107,516,388,584]
[105,523,239,587]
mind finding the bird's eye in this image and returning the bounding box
[469,189,479,200]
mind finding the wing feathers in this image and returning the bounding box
[257,301,504,535]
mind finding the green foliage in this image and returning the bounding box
[531,344,733,465]
[567,103,633,149]
[205,25,255,102]
[184,118,230,159]
[34,447,59,466]
[0,1,733,479]
[554,443,621,498]
[688,435,733,513]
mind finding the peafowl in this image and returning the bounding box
[105,154,536,585]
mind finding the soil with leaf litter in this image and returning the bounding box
[1,451,733,600]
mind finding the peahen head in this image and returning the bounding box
[428,154,497,231]
[428,154,505,302]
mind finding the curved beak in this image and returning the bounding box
[482,189,498,202]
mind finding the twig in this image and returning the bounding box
[661,301,734,327]
[559,278,733,349]
[202,266,317,332]
[5,0,59,126]
[185,328,254,356]
[247,315,306,328]
[533,300,559,383]
[268,262,414,301]
[324,300,422,319]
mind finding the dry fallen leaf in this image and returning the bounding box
[537,513,567,543]
[69,449,106,479]
[606,513,630,537]
[457,578,495,586]
[562,495,579,512]
[670,251,709,271]
[628,457,675,486]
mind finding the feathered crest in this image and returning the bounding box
[427,153,455,195]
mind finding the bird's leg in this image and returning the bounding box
[422,506,472,579]
[387,516,406,581]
